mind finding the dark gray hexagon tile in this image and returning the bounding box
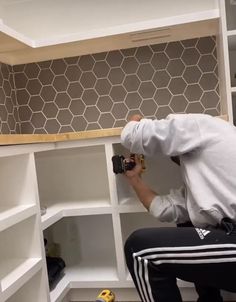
[186,102,204,113]
[153,70,170,88]
[136,46,153,63]
[121,57,139,74]
[196,37,215,54]
[92,52,107,61]
[181,48,200,66]
[69,99,86,115]
[40,86,57,102]
[26,79,42,95]
[98,113,115,128]
[71,115,87,131]
[170,95,188,112]
[24,63,40,79]
[112,102,128,119]
[64,56,79,65]
[5,97,14,114]
[14,72,28,89]
[183,66,201,84]
[200,91,219,109]
[204,108,219,116]
[16,89,30,105]
[140,99,157,116]
[18,105,32,122]
[78,55,95,71]
[165,42,184,59]
[137,64,154,81]
[93,61,110,78]
[3,80,11,97]
[181,38,198,48]
[156,106,173,119]
[45,119,60,133]
[67,82,83,99]
[31,112,46,128]
[168,78,187,95]
[84,106,100,122]
[65,65,81,82]
[0,104,8,121]
[43,102,58,118]
[110,85,127,103]
[167,59,185,77]
[95,79,111,96]
[199,73,218,90]
[38,69,54,85]
[151,53,169,70]
[150,43,167,52]
[120,48,136,57]
[80,72,96,89]
[86,123,101,130]
[125,92,142,109]
[106,67,124,85]
[123,75,140,92]
[184,84,203,102]
[108,68,125,85]
[51,59,67,75]
[60,125,74,133]
[106,50,123,67]
[29,95,44,112]
[97,95,113,112]
[20,121,34,134]
[54,92,71,109]
[138,81,156,99]
[57,109,73,125]
[154,88,172,106]
[82,89,98,105]
[198,55,217,72]
[53,75,69,92]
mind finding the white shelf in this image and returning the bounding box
[0,205,37,232]
[0,0,219,47]
[41,200,112,230]
[232,87,236,93]
[1,258,42,301]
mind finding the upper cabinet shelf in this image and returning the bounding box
[0,0,219,65]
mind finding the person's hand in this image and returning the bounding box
[129,114,143,122]
[124,155,142,180]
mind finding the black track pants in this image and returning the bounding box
[124,226,236,302]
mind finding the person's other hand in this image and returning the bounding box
[124,155,142,180]
[129,114,143,122]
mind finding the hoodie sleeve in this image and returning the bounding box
[149,187,190,223]
[121,114,203,157]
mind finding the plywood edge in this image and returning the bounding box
[0,127,123,145]
[0,115,229,146]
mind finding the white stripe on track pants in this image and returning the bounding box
[124,226,236,302]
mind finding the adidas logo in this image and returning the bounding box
[195,228,210,239]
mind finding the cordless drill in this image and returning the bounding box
[95,289,115,302]
[112,154,146,174]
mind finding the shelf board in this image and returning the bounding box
[0,204,37,232]
[1,258,42,301]
[41,200,112,230]
[231,87,236,94]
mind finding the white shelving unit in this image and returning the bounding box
[219,0,236,123]
[0,151,50,302]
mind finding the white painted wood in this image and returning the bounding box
[1,258,42,301]
[0,204,36,232]
[217,0,233,121]
[5,269,49,302]
[35,145,110,207]
[0,0,219,47]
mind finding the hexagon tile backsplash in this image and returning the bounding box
[0,36,220,134]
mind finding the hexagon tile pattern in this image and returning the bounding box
[3,36,220,134]
[0,63,20,134]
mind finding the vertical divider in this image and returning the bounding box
[105,141,119,206]
[30,152,51,302]
[105,140,127,280]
